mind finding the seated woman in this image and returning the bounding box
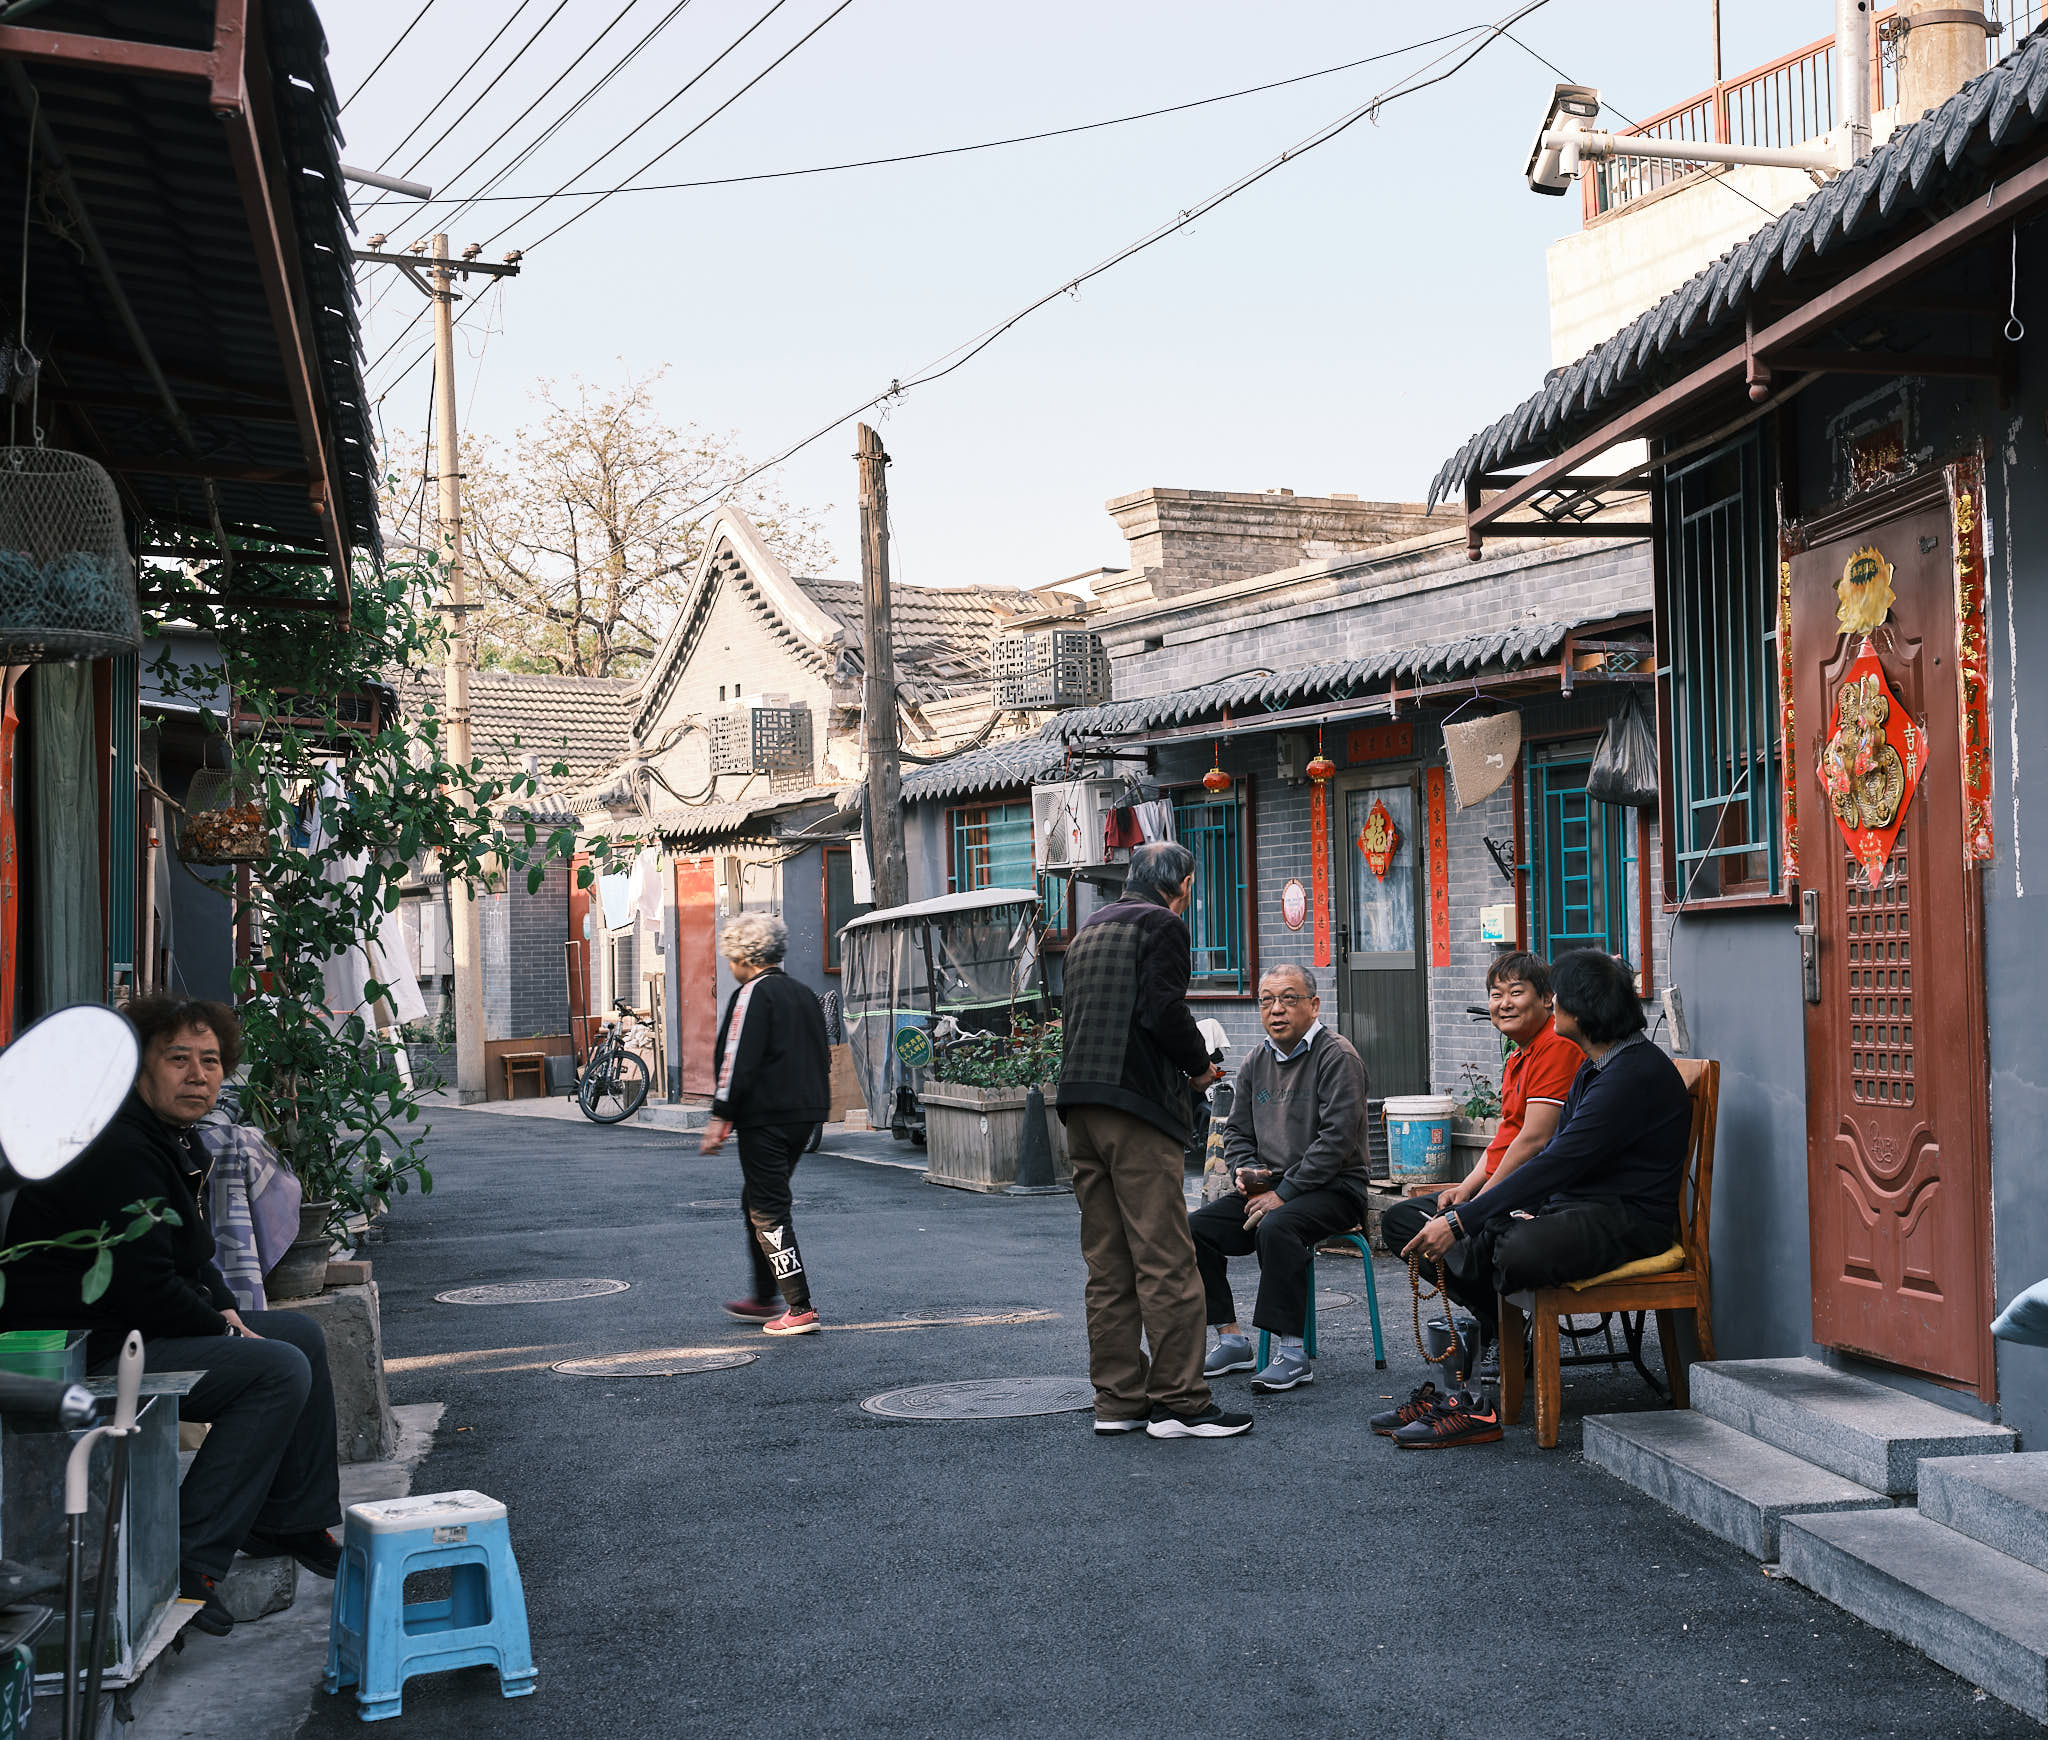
[1,996,342,1637]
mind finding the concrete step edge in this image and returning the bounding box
[1919,1453,2048,1578]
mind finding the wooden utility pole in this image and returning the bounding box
[431,232,486,1103]
[1711,0,1722,83]
[857,424,907,909]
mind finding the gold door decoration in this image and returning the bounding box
[1946,457,1995,865]
[1358,797,1398,881]
[1835,544,1896,636]
[1819,641,1924,889]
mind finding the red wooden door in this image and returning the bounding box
[675,858,718,1096]
[1790,480,1993,1395]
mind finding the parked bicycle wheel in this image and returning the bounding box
[578,1049,650,1123]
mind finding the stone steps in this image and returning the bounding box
[1582,1410,1890,1560]
[1691,1357,2015,1495]
[636,1102,708,1132]
[1919,1452,2048,1576]
[1781,1508,2048,1723]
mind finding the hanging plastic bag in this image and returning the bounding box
[1586,695,1659,808]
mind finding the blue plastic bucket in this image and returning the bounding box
[1385,1095,1456,1182]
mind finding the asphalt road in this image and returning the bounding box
[294,1111,2039,1740]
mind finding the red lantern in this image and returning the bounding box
[1305,753,1336,784]
[1202,762,1232,794]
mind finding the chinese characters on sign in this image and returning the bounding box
[1280,878,1308,931]
[1345,722,1414,763]
[1819,642,1923,890]
[1357,798,1399,881]
[1425,767,1450,968]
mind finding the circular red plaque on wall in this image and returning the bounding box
[1280,878,1308,931]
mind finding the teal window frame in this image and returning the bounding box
[1170,788,1250,994]
[1659,428,1783,903]
[1526,751,1640,967]
[946,799,1068,933]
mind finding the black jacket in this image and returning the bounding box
[2,1094,235,1364]
[711,967,831,1128]
[1455,1034,1692,1232]
[1056,889,1212,1142]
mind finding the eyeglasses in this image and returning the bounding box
[1257,993,1311,1010]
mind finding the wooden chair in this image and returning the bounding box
[1498,1057,1719,1449]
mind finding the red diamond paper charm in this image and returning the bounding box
[1357,797,1399,881]
[1817,640,1923,890]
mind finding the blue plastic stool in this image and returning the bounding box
[325,1490,537,1722]
[1256,1234,1387,1371]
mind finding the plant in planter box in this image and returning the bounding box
[1454,1061,1502,1125]
[145,547,595,1242]
[921,1017,1068,1192]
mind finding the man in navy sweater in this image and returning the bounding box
[1382,949,1692,1447]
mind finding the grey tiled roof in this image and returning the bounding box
[1044,621,1592,741]
[798,577,1013,705]
[395,669,638,782]
[898,736,1072,805]
[1429,31,2048,506]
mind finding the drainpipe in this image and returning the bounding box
[1838,0,1873,165]
[1896,2,1994,122]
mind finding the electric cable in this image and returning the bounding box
[340,0,438,113]
[624,0,1552,545]
[417,0,703,233]
[447,22,1500,206]
[370,0,540,175]
[387,0,574,183]
[467,0,809,250]
[506,0,858,249]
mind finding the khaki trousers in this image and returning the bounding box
[1065,1103,1211,1420]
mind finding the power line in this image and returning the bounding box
[340,0,438,113]
[390,0,575,182]
[503,0,860,250]
[441,24,1495,206]
[429,0,702,234]
[370,0,540,176]
[459,0,806,251]
[626,1,1552,544]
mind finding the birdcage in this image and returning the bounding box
[0,447,139,663]
[177,756,269,865]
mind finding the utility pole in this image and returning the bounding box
[1711,0,1722,84]
[857,424,907,910]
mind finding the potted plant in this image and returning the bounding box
[1449,1063,1502,1183]
[918,1018,1069,1193]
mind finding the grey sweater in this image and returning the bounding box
[1221,1028,1371,1207]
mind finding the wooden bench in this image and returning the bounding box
[1498,1056,1720,1449]
[500,1051,548,1101]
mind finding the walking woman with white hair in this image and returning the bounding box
[700,912,832,1334]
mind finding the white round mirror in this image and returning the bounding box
[0,1005,139,1182]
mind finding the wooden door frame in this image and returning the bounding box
[1331,763,1429,1087]
[1787,465,1996,1399]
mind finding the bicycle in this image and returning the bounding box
[577,1001,652,1124]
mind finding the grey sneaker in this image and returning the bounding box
[1250,1347,1314,1392]
[1203,1334,1255,1378]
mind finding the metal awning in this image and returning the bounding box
[837,887,1038,933]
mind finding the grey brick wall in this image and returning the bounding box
[506,858,573,1038]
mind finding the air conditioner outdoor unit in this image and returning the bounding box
[1031,779,1124,870]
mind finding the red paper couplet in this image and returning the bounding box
[1309,781,1331,968]
[1426,768,1450,968]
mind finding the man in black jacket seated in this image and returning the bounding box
[2,997,341,1635]
[700,913,832,1336]
[1380,950,1692,1448]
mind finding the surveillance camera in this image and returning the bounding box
[1526,83,1601,195]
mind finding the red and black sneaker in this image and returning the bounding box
[762,1307,820,1337]
[1368,1382,1446,1437]
[1392,1390,1503,1449]
[178,1568,234,1636]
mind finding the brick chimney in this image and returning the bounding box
[1099,487,1461,605]
[1894,2,1992,120]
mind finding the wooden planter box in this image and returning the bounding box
[919,1081,1073,1194]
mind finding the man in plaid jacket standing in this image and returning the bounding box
[1058,842,1252,1439]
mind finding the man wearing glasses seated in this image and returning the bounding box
[1186,965,1370,1394]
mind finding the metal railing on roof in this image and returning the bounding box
[1585,6,2025,222]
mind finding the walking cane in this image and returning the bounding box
[62,1331,142,1740]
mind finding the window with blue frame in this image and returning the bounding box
[1660,429,1782,901]
[947,800,1068,932]
[1527,748,1640,970]
[1171,790,1249,993]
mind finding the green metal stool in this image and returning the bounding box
[1257,1234,1387,1370]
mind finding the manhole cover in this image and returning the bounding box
[552,1349,756,1377]
[860,1377,1094,1421]
[1318,1291,1357,1310]
[435,1279,632,1306]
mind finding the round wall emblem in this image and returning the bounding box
[893,1025,933,1070]
[1280,878,1308,931]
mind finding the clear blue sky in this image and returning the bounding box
[329,0,1832,589]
